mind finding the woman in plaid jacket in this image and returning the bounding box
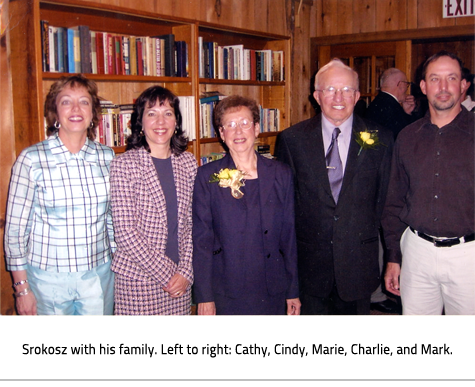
[110,86,197,315]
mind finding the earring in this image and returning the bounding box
[90,121,94,128]
[54,121,61,129]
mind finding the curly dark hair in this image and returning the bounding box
[213,95,260,136]
[126,86,188,155]
[44,74,101,140]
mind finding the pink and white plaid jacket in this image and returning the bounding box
[110,147,197,286]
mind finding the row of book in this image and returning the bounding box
[200,152,226,165]
[98,102,133,147]
[199,95,281,139]
[40,21,188,77]
[200,144,271,166]
[80,93,276,147]
[178,96,197,141]
[199,37,284,81]
[96,97,196,147]
[199,94,226,139]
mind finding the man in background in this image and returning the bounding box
[461,67,475,112]
[365,67,419,314]
[366,68,418,139]
[383,51,474,315]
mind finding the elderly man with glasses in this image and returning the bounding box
[366,67,419,139]
[275,59,394,315]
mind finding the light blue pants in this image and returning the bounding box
[26,261,114,315]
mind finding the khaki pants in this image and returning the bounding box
[400,227,475,315]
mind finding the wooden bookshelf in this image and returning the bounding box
[10,0,290,163]
[197,23,290,161]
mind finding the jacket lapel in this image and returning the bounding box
[138,148,168,227]
[219,154,247,211]
[338,115,368,203]
[306,115,334,200]
[257,153,275,207]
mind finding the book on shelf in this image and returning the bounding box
[130,36,138,76]
[199,92,227,138]
[135,38,144,76]
[256,143,271,154]
[200,152,226,166]
[223,44,244,80]
[178,96,196,141]
[95,32,105,74]
[223,47,229,79]
[56,27,66,73]
[258,107,280,132]
[255,50,272,81]
[114,35,124,75]
[118,104,134,145]
[175,41,188,78]
[48,26,57,72]
[197,37,284,82]
[40,21,188,78]
[213,42,219,79]
[99,101,119,147]
[107,33,115,74]
[70,25,91,74]
[199,92,227,104]
[217,46,224,79]
[153,34,175,77]
[203,41,214,79]
[272,50,284,81]
[90,31,97,74]
[122,35,130,75]
[40,20,50,72]
[70,27,81,73]
[198,36,205,78]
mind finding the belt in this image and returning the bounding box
[410,227,475,248]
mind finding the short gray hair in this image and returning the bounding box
[380,68,404,88]
[315,59,359,90]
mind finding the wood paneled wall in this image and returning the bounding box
[1,0,474,314]
[311,0,475,37]
[1,1,16,315]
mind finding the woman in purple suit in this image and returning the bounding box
[192,95,300,315]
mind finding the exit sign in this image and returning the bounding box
[443,0,475,17]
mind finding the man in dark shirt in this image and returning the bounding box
[382,51,474,315]
[366,68,418,139]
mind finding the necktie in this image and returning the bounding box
[326,127,343,203]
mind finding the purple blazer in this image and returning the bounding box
[192,153,299,303]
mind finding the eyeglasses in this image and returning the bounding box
[398,81,411,90]
[221,119,254,131]
[316,86,357,98]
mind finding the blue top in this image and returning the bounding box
[4,134,116,272]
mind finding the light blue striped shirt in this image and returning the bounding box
[5,134,116,272]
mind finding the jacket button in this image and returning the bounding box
[267,254,271,258]
[334,216,339,221]
[264,230,268,234]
